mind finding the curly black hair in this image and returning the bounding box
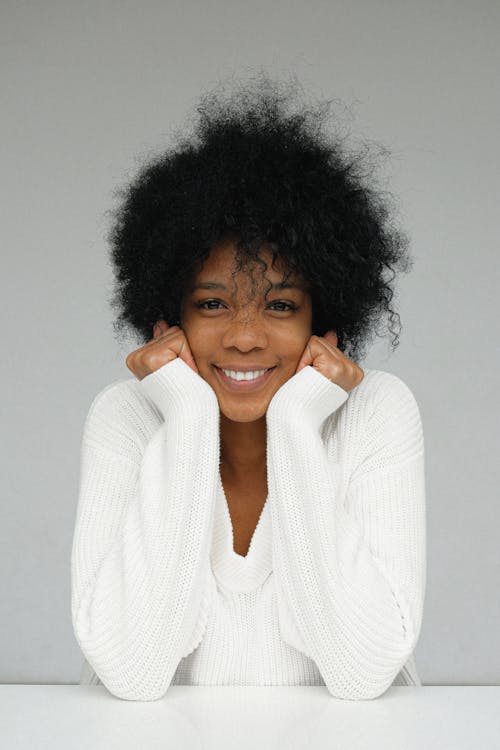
[107,70,412,363]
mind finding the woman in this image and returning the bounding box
[72,74,426,700]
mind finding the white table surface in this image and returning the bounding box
[1,685,499,749]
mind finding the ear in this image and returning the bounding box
[153,319,169,338]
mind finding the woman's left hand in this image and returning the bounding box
[295,330,364,393]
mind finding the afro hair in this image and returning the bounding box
[107,70,413,363]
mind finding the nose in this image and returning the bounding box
[221,314,269,351]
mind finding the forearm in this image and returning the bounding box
[266,368,425,699]
[71,360,220,700]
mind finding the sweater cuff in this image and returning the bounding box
[138,357,218,420]
[267,364,349,430]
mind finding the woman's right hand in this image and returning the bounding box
[125,320,200,381]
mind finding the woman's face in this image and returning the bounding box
[179,239,313,423]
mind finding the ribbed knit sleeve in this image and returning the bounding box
[71,357,220,701]
[266,365,426,700]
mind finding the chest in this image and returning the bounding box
[220,473,268,557]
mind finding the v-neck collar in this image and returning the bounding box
[210,471,273,593]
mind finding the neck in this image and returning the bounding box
[219,412,267,477]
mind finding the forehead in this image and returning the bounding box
[189,241,307,291]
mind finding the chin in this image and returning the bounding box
[218,403,269,422]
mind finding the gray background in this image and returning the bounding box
[1,0,498,686]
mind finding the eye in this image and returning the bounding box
[196,300,224,310]
[195,300,298,312]
[269,301,298,312]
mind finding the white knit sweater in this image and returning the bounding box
[71,356,426,701]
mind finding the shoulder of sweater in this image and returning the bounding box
[354,367,421,414]
[82,375,163,457]
[84,375,151,422]
[318,367,425,477]
[321,367,423,440]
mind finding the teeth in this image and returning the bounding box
[221,368,269,381]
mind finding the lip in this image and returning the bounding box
[215,364,276,371]
[213,365,276,392]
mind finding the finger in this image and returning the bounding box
[296,335,341,374]
[295,341,314,373]
[182,349,200,373]
[323,330,338,347]
[174,337,200,374]
[153,327,179,344]
[317,335,343,359]
[153,323,199,374]
[154,319,172,337]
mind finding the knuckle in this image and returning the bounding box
[148,352,162,368]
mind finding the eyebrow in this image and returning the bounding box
[190,281,305,293]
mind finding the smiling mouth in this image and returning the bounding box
[213,365,277,391]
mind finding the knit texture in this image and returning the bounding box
[71,356,426,700]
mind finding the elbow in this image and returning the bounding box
[320,642,419,701]
[323,670,402,701]
[115,688,168,702]
[95,675,170,702]
[76,645,174,702]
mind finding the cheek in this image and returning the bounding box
[282,331,309,356]
[184,329,212,358]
